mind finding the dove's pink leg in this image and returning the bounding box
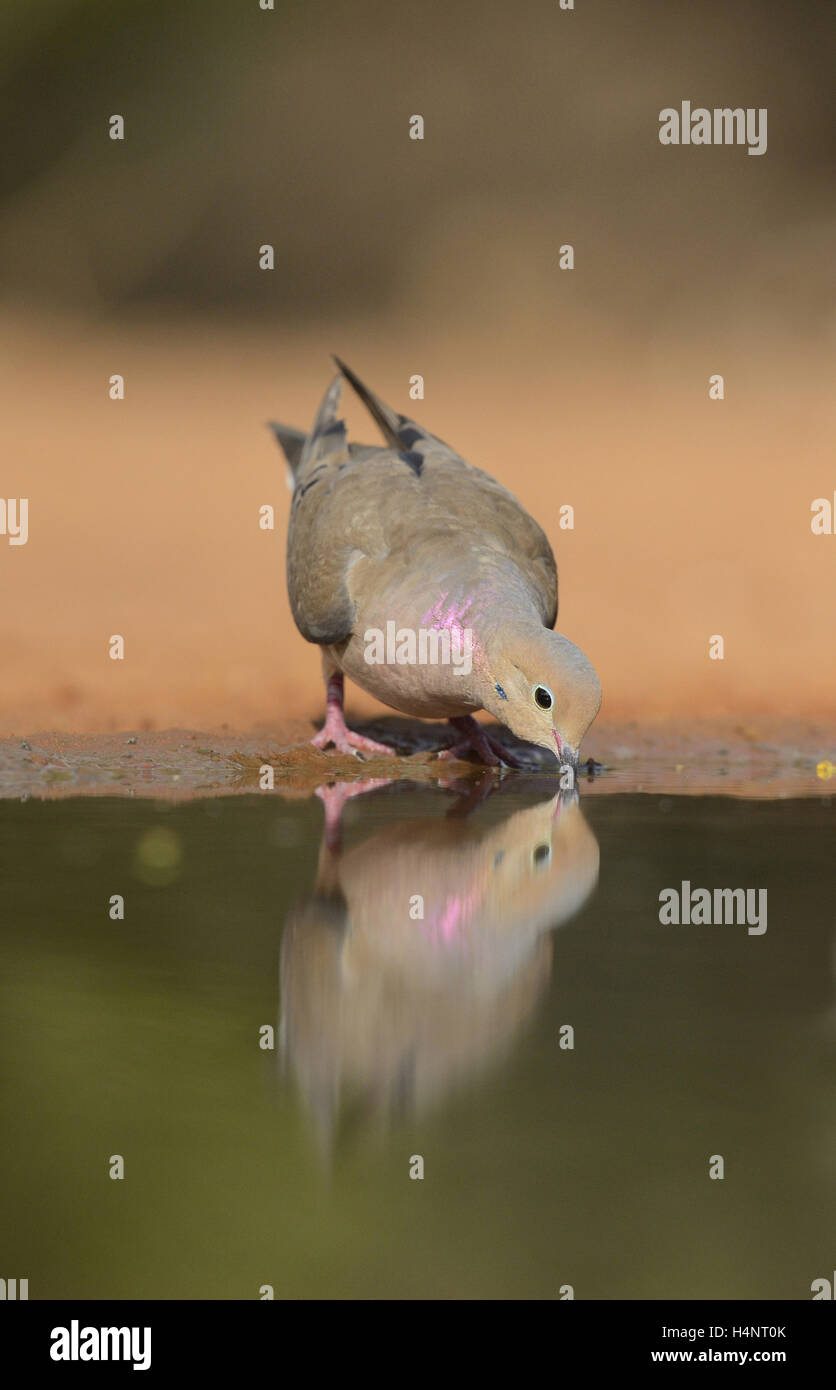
[311,673,394,757]
[438,715,529,768]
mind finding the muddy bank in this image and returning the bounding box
[2,716,833,802]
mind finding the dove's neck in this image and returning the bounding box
[478,616,547,665]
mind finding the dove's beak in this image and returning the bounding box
[553,731,578,770]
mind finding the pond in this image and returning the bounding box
[1,778,833,1299]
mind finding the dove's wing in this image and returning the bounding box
[278,365,558,647]
[275,376,368,644]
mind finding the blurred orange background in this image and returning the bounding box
[1,0,833,735]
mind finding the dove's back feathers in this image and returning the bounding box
[269,361,599,758]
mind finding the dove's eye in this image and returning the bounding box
[532,843,551,868]
[533,684,553,711]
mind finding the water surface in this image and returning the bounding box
[1,782,834,1299]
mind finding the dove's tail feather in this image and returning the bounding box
[333,356,457,465]
[269,376,350,489]
[268,423,308,490]
[270,360,456,493]
[299,374,349,473]
[332,355,405,450]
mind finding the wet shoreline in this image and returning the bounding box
[1,715,833,801]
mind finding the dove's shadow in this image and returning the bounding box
[324,714,556,769]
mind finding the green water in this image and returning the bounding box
[1,784,834,1300]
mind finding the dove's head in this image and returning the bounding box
[482,626,602,766]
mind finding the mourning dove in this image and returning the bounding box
[270,359,601,768]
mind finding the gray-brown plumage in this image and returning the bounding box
[270,360,601,766]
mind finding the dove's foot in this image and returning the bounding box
[311,673,395,758]
[311,721,394,757]
[438,715,528,769]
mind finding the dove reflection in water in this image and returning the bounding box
[279,780,599,1154]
